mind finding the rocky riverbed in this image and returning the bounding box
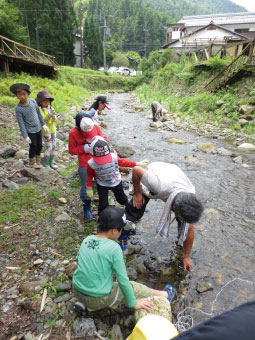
[0,92,255,339]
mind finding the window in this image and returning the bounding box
[234,28,249,33]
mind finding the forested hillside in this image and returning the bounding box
[141,0,246,19]
[0,0,247,68]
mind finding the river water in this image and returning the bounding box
[102,92,255,328]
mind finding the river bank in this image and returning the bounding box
[0,91,255,339]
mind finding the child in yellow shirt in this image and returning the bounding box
[35,90,58,169]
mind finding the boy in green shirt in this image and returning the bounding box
[72,206,175,312]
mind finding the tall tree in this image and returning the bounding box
[10,0,77,65]
[0,0,27,43]
[83,16,103,68]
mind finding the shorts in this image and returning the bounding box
[73,281,152,311]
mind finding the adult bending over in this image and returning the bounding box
[125,162,204,271]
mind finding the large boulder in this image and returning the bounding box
[20,167,60,183]
[134,296,172,323]
[237,143,255,151]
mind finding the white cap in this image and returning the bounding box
[80,117,94,132]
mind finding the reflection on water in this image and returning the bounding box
[104,93,255,326]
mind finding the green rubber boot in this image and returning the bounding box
[49,156,58,170]
[43,157,51,168]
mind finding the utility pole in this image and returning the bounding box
[103,11,107,69]
[144,21,149,58]
[35,25,40,50]
[79,1,84,68]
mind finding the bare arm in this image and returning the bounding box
[183,224,194,271]
[132,166,147,209]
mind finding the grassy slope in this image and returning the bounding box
[136,57,255,139]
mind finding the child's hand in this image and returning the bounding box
[134,298,153,311]
[25,136,32,144]
[138,159,149,167]
[84,144,91,153]
[86,189,93,197]
[42,125,49,133]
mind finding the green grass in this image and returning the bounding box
[0,66,138,114]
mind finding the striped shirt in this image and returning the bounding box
[15,99,45,138]
[88,153,121,187]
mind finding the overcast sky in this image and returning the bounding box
[231,0,255,11]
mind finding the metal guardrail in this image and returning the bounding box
[0,35,58,67]
[205,41,255,92]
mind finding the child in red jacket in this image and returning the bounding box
[68,113,107,219]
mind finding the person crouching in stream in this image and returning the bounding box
[72,206,175,314]
[68,113,107,219]
[125,162,204,271]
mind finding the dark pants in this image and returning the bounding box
[151,103,157,122]
[125,196,150,222]
[97,181,128,215]
[28,131,42,158]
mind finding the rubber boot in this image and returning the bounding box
[29,157,37,168]
[49,155,58,170]
[35,156,42,169]
[43,157,51,168]
[83,200,93,219]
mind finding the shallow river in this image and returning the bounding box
[102,92,255,327]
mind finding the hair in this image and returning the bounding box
[16,89,30,95]
[97,221,122,233]
[174,192,204,224]
[89,96,107,110]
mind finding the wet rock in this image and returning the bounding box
[127,258,146,274]
[160,268,176,283]
[217,147,233,156]
[237,143,255,151]
[134,296,172,323]
[65,262,77,278]
[127,267,137,281]
[19,277,49,293]
[113,146,135,158]
[14,149,28,159]
[55,211,71,222]
[2,180,19,190]
[196,281,214,293]
[111,324,123,340]
[232,156,242,164]
[20,167,60,183]
[198,142,217,154]
[150,121,163,129]
[168,138,186,144]
[73,317,96,337]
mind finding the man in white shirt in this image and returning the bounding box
[125,162,204,271]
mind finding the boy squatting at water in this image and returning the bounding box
[72,206,175,312]
[125,162,204,271]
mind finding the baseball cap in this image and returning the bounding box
[99,206,127,230]
[91,139,112,164]
[96,95,111,110]
[10,83,31,94]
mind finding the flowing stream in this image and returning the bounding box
[102,92,255,327]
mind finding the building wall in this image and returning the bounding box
[185,23,255,35]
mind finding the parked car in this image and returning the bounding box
[108,66,118,74]
[116,67,130,76]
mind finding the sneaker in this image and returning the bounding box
[163,284,175,302]
[74,302,87,315]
